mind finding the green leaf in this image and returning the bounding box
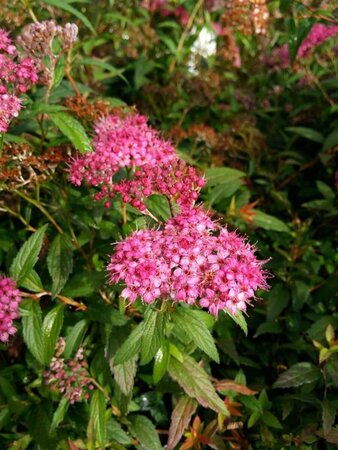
[20,270,44,293]
[209,179,243,205]
[167,396,197,450]
[50,397,69,433]
[322,128,338,151]
[114,322,144,365]
[112,356,137,396]
[273,362,321,388]
[47,234,74,297]
[43,0,96,34]
[153,341,170,384]
[20,299,45,364]
[89,390,106,444]
[146,195,172,222]
[78,57,126,82]
[292,280,310,311]
[42,304,64,365]
[172,308,219,362]
[168,355,228,415]
[287,20,314,63]
[49,112,92,153]
[10,225,48,284]
[252,210,291,233]
[266,284,290,321]
[106,418,132,445]
[140,308,167,365]
[128,415,162,450]
[322,400,336,436]
[64,319,88,359]
[254,321,282,337]
[262,411,283,429]
[316,181,335,201]
[286,126,324,143]
[224,310,248,335]
[52,56,65,89]
[205,167,245,187]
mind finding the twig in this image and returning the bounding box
[14,189,63,234]
[21,291,87,311]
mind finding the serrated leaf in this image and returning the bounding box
[20,270,44,293]
[64,319,88,359]
[252,210,290,233]
[114,322,144,365]
[140,308,167,365]
[52,55,65,89]
[50,397,69,433]
[10,225,48,284]
[168,355,228,415]
[215,380,257,395]
[153,341,170,384]
[172,308,219,362]
[128,415,162,450]
[20,299,44,364]
[89,390,106,444]
[42,304,64,365]
[106,418,132,445]
[224,310,248,335]
[112,356,137,396]
[47,234,74,297]
[273,362,321,388]
[49,112,92,153]
[167,396,197,450]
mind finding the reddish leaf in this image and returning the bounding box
[167,395,198,450]
[215,380,257,396]
[68,440,79,450]
[168,355,229,415]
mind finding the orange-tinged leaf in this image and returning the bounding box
[215,380,257,396]
[167,396,198,450]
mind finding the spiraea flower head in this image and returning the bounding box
[0,27,38,132]
[0,276,22,342]
[263,23,338,71]
[0,94,21,133]
[44,338,94,404]
[107,208,269,316]
[100,157,205,211]
[69,113,176,189]
[17,20,78,84]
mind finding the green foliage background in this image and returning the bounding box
[0,0,337,449]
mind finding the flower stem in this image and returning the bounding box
[14,189,63,234]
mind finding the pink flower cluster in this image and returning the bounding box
[0,28,38,133]
[69,113,175,188]
[298,23,338,58]
[108,208,268,316]
[97,158,205,212]
[0,95,22,133]
[44,344,94,404]
[264,23,338,70]
[69,109,268,317]
[0,276,22,342]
